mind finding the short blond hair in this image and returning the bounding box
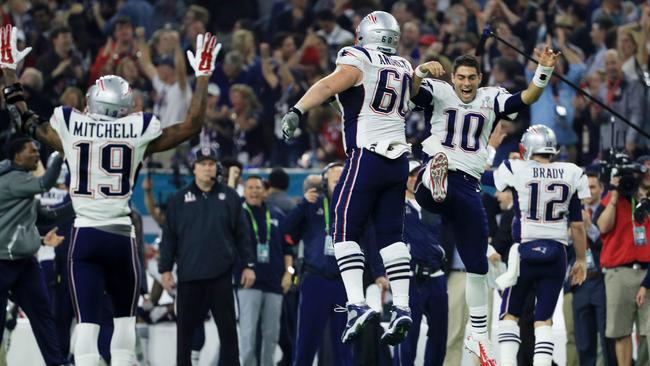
[230,84,261,111]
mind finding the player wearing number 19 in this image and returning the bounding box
[281,11,436,346]
[0,25,221,366]
[409,49,560,365]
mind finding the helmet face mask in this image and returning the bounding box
[520,125,558,160]
[356,11,400,55]
[87,75,134,119]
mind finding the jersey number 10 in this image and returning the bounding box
[72,142,134,197]
[442,109,486,152]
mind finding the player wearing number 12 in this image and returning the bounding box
[281,11,437,346]
[492,125,588,366]
[0,25,221,366]
[409,48,561,365]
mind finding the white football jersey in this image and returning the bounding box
[334,46,413,158]
[415,79,521,179]
[494,159,590,245]
[49,107,162,227]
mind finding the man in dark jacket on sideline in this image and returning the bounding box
[0,137,74,366]
[159,146,255,366]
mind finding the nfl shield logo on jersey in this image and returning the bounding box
[218,192,226,200]
[480,96,493,111]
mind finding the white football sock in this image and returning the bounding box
[74,322,101,366]
[110,316,136,366]
[534,325,554,366]
[380,242,412,307]
[466,273,489,336]
[334,241,366,304]
[498,319,520,366]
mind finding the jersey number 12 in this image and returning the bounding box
[525,182,570,222]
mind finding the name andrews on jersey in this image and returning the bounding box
[72,120,138,139]
[376,53,410,69]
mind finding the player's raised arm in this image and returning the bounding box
[145,33,221,154]
[0,25,63,152]
[281,64,361,140]
[520,45,560,105]
[410,60,446,97]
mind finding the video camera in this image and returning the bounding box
[599,149,647,198]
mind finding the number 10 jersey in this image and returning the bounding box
[413,79,523,179]
[49,106,162,227]
[334,46,413,158]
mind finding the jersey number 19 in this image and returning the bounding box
[72,142,134,198]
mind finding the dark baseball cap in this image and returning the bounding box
[637,155,650,165]
[195,146,218,162]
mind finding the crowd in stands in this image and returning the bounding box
[3,0,649,170]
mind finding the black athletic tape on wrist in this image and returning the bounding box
[289,106,304,118]
[3,82,23,99]
[6,94,24,104]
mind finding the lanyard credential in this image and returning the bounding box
[324,196,330,235]
[244,203,271,243]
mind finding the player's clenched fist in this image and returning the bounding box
[0,24,31,70]
[187,32,222,77]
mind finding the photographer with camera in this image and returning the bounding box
[596,154,650,365]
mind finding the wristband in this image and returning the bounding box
[486,145,497,166]
[532,65,554,88]
[6,93,25,104]
[415,66,428,78]
[290,106,304,118]
[3,82,23,99]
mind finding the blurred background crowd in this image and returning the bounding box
[3,0,650,170]
[3,0,650,366]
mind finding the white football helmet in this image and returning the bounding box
[87,75,133,119]
[356,11,400,55]
[520,125,558,160]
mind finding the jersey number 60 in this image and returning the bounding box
[370,69,412,117]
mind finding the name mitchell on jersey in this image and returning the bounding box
[72,120,139,139]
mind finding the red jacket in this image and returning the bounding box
[600,191,650,268]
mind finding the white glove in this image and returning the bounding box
[0,25,31,70]
[186,33,222,77]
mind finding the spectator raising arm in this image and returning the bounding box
[136,28,157,81]
[144,33,221,154]
[260,43,279,90]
